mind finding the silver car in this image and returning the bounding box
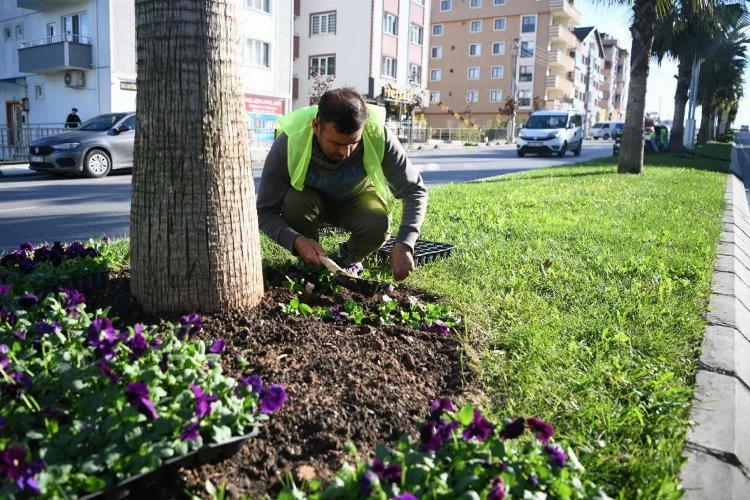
[28,112,136,178]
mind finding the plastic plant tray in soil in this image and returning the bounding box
[62,271,110,291]
[79,429,258,500]
[377,238,455,266]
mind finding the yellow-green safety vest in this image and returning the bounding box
[275,104,390,204]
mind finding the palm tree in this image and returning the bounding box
[131,0,265,313]
[651,1,748,151]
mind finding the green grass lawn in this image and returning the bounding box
[258,145,731,498]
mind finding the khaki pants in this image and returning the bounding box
[281,185,390,262]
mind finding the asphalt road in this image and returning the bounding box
[0,140,614,251]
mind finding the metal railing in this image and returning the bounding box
[19,34,93,49]
[388,126,509,144]
[0,124,68,163]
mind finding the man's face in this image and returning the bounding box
[313,118,362,162]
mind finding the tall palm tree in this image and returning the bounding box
[652,1,748,151]
[131,0,265,313]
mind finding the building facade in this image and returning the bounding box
[292,0,431,128]
[423,0,581,129]
[600,33,629,121]
[570,26,604,130]
[0,0,292,147]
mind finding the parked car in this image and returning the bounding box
[28,112,136,178]
[591,121,624,140]
[741,124,749,132]
[516,109,584,157]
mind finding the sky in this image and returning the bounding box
[575,0,750,127]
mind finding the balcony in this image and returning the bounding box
[18,35,92,74]
[548,25,577,49]
[546,74,574,99]
[548,49,575,74]
[17,0,73,10]
[549,0,581,26]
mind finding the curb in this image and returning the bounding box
[679,173,750,498]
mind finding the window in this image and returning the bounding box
[383,13,398,35]
[494,0,506,4]
[15,24,23,40]
[490,90,502,102]
[470,20,482,32]
[430,68,442,81]
[493,18,506,31]
[311,12,336,34]
[440,0,451,11]
[470,0,481,7]
[246,39,270,67]
[520,41,534,58]
[518,90,531,107]
[521,15,536,33]
[432,24,443,36]
[466,90,479,103]
[3,26,11,41]
[410,64,422,83]
[62,12,88,42]
[467,67,480,80]
[430,91,441,103]
[310,55,335,76]
[246,0,270,12]
[469,43,481,56]
[519,65,532,81]
[410,24,423,44]
[120,115,137,131]
[46,22,56,39]
[382,56,397,78]
[34,84,43,100]
[492,41,505,55]
[431,46,443,59]
[491,65,504,78]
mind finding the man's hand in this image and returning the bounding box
[293,236,327,266]
[390,241,415,281]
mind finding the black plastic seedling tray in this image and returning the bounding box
[378,238,454,266]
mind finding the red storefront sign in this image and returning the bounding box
[244,95,285,115]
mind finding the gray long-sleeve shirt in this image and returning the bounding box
[256,126,428,253]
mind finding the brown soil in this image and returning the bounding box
[86,266,470,498]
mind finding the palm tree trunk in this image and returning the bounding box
[667,57,691,152]
[697,96,711,144]
[618,0,657,174]
[131,0,264,313]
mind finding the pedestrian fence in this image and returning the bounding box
[387,126,509,145]
[1,124,67,163]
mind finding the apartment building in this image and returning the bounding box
[423,0,581,129]
[292,0,431,128]
[570,26,604,129]
[0,0,292,146]
[600,33,629,121]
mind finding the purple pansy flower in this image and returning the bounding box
[0,415,6,431]
[420,418,459,452]
[178,313,203,340]
[330,306,342,321]
[236,374,263,396]
[259,384,287,413]
[529,474,539,487]
[358,470,378,497]
[0,347,8,370]
[392,495,418,500]
[429,322,450,335]
[191,385,219,420]
[384,284,395,295]
[95,360,120,384]
[17,294,38,309]
[500,417,525,440]
[17,459,44,495]
[38,407,65,420]
[102,234,111,244]
[488,477,506,500]
[1,307,18,326]
[180,421,200,441]
[543,444,567,467]
[0,284,9,296]
[87,318,118,360]
[430,398,455,419]
[1,444,28,481]
[526,417,554,443]
[19,242,34,252]
[35,321,62,336]
[125,382,158,421]
[208,338,225,354]
[12,330,26,340]
[462,410,494,442]
[372,459,402,482]
[7,372,32,398]
[420,321,428,331]
[59,287,86,316]
[127,329,148,359]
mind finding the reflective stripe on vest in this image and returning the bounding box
[275,104,389,204]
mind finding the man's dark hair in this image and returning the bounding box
[317,87,368,135]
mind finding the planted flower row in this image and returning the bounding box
[279,399,610,500]
[0,243,287,497]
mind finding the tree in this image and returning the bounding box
[131,0,265,313]
[309,68,335,105]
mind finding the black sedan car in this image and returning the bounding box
[28,112,136,178]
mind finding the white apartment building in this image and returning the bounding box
[570,26,604,129]
[0,0,292,148]
[292,0,431,127]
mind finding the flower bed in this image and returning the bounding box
[0,241,287,497]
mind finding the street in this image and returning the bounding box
[0,140,614,251]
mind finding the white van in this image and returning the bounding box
[516,109,584,157]
[591,121,623,140]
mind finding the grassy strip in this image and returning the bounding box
[398,147,729,498]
